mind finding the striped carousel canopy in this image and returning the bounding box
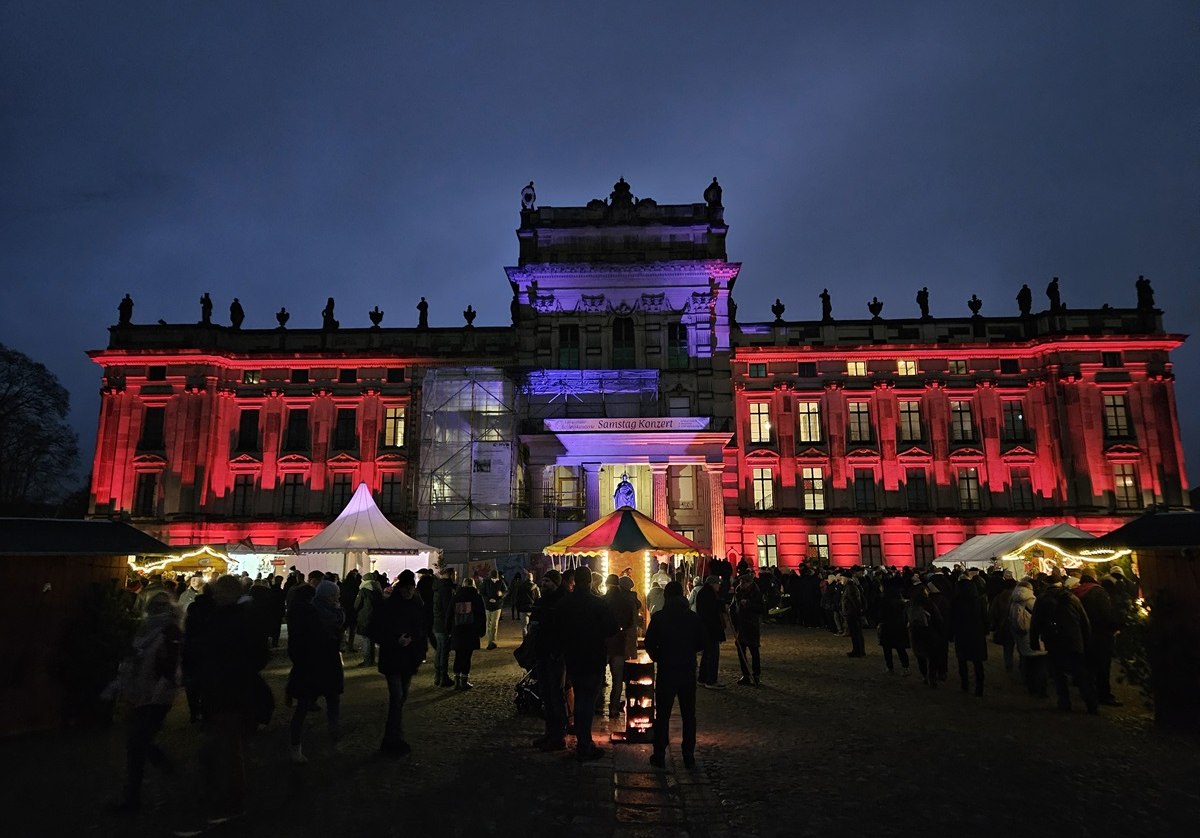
[543,506,705,557]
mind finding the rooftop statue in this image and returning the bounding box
[229,298,245,330]
[521,181,536,210]
[322,297,339,331]
[703,177,722,208]
[610,177,634,208]
[1046,277,1062,314]
[117,293,134,326]
[369,306,384,328]
[417,297,429,329]
[200,292,213,325]
[916,286,930,319]
[1136,274,1156,310]
[820,288,833,323]
[1016,283,1033,317]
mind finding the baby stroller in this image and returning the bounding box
[514,668,543,718]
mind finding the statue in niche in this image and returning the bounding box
[771,298,785,322]
[613,472,636,510]
[968,294,983,317]
[117,293,134,326]
[276,307,290,329]
[868,296,884,319]
[229,297,245,330]
[463,304,476,326]
[1136,275,1155,310]
[417,297,429,329]
[703,177,722,208]
[322,297,339,330]
[200,292,213,325]
[521,181,536,210]
[1016,283,1032,317]
[369,306,384,328]
[1046,277,1062,314]
[820,288,833,323]
[916,286,930,319]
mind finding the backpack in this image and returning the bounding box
[1012,603,1032,635]
[454,600,474,627]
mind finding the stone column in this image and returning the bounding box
[650,463,670,526]
[582,461,601,523]
[705,464,726,558]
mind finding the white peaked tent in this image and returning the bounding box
[299,482,441,578]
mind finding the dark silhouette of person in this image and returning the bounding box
[1016,284,1033,317]
[229,298,245,330]
[1046,277,1062,313]
[820,288,832,322]
[118,294,134,326]
[322,297,339,330]
[200,293,213,325]
[916,287,930,318]
[417,297,429,329]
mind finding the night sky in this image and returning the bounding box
[2,2,1197,488]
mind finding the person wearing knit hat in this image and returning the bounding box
[373,565,427,756]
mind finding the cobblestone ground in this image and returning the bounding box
[3,619,1198,838]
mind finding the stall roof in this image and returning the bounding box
[0,518,171,556]
[299,483,440,555]
[1090,510,1200,549]
[935,523,1096,567]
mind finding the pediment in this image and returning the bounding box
[376,452,409,465]
[794,446,829,461]
[327,452,361,467]
[896,445,932,460]
[229,453,261,466]
[744,448,780,461]
[1000,445,1037,462]
[948,447,985,461]
[132,453,167,467]
[845,447,881,460]
[277,454,312,467]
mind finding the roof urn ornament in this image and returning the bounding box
[868,296,884,320]
[771,298,786,323]
[369,306,384,328]
[463,304,476,327]
[968,294,983,317]
[276,307,290,329]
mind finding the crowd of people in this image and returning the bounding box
[102,555,1136,832]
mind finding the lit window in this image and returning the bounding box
[847,360,867,377]
[950,400,975,442]
[948,360,968,375]
[801,467,825,511]
[797,402,822,443]
[752,468,774,510]
[1002,401,1028,442]
[383,407,406,447]
[1103,394,1131,439]
[1113,464,1140,510]
[897,359,918,376]
[860,534,883,566]
[749,402,772,444]
[756,534,778,567]
[749,363,767,378]
[898,400,922,442]
[848,402,873,443]
[958,467,981,511]
[806,533,829,565]
[853,469,875,511]
[1010,467,1034,512]
[242,370,261,384]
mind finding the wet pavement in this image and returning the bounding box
[3,618,1197,837]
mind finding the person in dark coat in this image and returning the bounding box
[988,574,1017,672]
[1032,574,1098,713]
[948,577,988,695]
[557,566,618,761]
[1087,575,1124,706]
[513,569,540,635]
[339,568,362,650]
[530,570,569,751]
[695,576,726,687]
[731,573,765,686]
[447,577,485,689]
[286,581,345,762]
[431,567,457,687]
[481,569,508,650]
[906,584,942,686]
[877,584,910,674]
[370,569,427,755]
[925,573,953,681]
[601,574,639,717]
[645,580,706,769]
[415,568,435,648]
[841,569,868,657]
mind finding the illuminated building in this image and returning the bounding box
[86,178,1188,568]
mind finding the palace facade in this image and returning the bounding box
[87,178,1189,568]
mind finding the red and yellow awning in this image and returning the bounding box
[544,506,705,557]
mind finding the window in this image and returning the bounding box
[797,361,817,377]
[236,409,260,452]
[847,402,873,443]
[797,402,822,443]
[133,473,157,517]
[806,533,830,565]
[801,467,825,511]
[612,317,635,368]
[847,360,867,377]
[668,396,690,417]
[285,408,309,451]
[671,467,696,509]
[674,529,696,542]
[558,324,581,368]
[948,359,968,375]
[958,467,981,511]
[290,369,309,384]
[386,368,405,384]
[281,473,305,516]
[853,469,876,511]
[147,365,167,381]
[333,408,357,450]
[1000,359,1020,375]
[905,468,929,511]
[1103,394,1131,439]
[898,400,922,442]
[338,368,357,384]
[1010,467,1034,512]
[749,402,772,444]
[1113,464,1140,510]
[383,407,406,448]
[379,473,403,516]
[897,358,918,376]
[667,322,688,369]
[913,534,936,565]
[860,534,883,566]
[756,534,778,567]
[242,370,261,384]
[1102,352,1123,368]
[752,468,774,511]
[749,363,767,378]
[330,473,352,513]
[139,407,165,450]
[1001,401,1028,442]
[232,474,255,517]
[950,400,975,442]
